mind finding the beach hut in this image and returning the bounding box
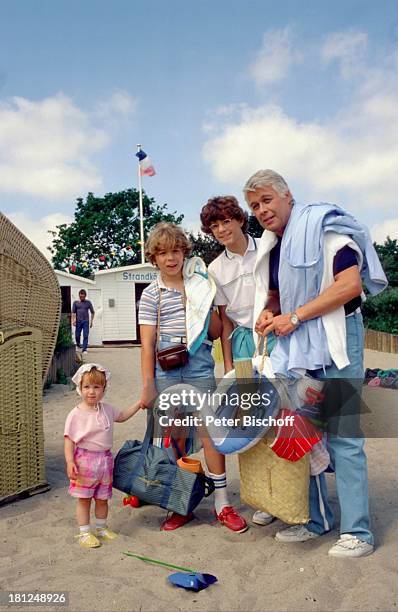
[54,263,158,345]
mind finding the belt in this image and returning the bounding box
[158,334,213,347]
[159,334,187,343]
[346,307,361,318]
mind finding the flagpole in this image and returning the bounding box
[136,144,145,264]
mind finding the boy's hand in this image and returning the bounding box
[140,383,157,409]
[67,461,78,480]
[255,309,274,336]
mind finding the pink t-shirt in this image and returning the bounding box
[64,402,121,451]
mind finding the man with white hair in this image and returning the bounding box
[244,169,387,557]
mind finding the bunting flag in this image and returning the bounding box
[135,149,156,176]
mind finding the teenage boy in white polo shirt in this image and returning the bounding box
[200,196,260,372]
[200,196,273,527]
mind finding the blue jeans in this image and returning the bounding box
[155,340,215,388]
[155,340,216,455]
[75,320,89,351]
[306,312,373,545]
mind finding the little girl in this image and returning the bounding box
[64,363,140,549]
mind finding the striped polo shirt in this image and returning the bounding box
[138,276,186,337]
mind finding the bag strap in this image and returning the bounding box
[156,281,161,351]
[202,475,215,497]
[156,279,187,351]
[255,336,269,376]
[140,412,155,460]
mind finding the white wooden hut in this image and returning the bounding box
[54,264,158,345]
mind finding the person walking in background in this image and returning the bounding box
[72,289,95,355]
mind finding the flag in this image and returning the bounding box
[135,149,156,176]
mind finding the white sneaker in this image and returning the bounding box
[252,510,274,526]
[328,534,374,558]
[275,524,320,542]
[82,350,88,355]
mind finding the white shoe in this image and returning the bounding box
[82,350,88,355]
[275,524,320,542]
[252,510,274,526]
[328,534,374,558]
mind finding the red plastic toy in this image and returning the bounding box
[123,495,141,508]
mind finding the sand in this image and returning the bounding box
[1,346,398,612]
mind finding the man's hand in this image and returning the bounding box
[67,461,78,480]
[255,309,274,336]
[266,313,298,337]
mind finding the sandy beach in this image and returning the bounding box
[1,346,398,612]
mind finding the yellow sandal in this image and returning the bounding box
[75,532,101,548]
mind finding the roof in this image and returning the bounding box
[95,262,156,275]
[54,269,96,284]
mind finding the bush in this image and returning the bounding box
[55,314,74,351]
[362,288,398,335]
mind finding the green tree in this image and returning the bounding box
[362,236,398,333]
[189,232,223,265]
[374,236,398,287]
[362,288,398,334]
[49,189,183,277]
[189,215,263,265]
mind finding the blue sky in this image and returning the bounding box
[1,0,398,256]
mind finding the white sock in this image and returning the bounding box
[208,472,229,515]
[95,518,107,531]
[79,524,90,534]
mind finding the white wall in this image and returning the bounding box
[95,267,158,342]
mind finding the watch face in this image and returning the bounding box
[291,313,299,325]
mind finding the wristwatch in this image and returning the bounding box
[290,312,301,327]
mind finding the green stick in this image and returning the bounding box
[123,551,200,573]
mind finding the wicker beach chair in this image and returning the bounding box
[0,212,61,504]
[0,212,61,381]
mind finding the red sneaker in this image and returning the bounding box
[216,506,248,533]
[160,512,194,531]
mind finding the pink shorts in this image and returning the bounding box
[69,447,114,500]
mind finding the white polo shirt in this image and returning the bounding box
[208,235,260,328]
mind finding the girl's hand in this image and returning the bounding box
[67,461,78,480]
[117,401,142,422]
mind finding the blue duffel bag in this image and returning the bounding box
[113,415,214,516]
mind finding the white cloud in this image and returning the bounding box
[371,219,398,243]
[249,27,301,86]
[203,33,398,216]
[0,91,136,200]
[95,90,136,119]
[6,211,72,260]
[321,30,368,78]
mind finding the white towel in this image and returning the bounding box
[183,257,216,353]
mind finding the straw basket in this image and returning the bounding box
[239,431,310,524]
[0,327,49,504]
[236,350,310,525]
[0,212,61,381]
